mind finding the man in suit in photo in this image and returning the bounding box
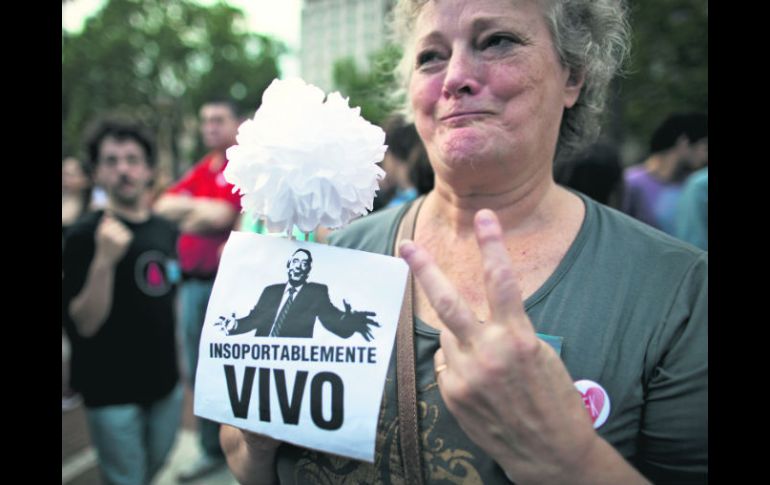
[216,249,379,340]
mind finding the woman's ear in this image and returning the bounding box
[564,68,585,109]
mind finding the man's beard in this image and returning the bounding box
[110,188,142,207]
[109,176,146,207]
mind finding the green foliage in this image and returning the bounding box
[331,44,403,126]
[618,0,708,147]
[62,0,284,174]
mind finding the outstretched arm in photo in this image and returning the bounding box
[214,287,279,336]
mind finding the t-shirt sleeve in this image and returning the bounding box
[637,252,708,483]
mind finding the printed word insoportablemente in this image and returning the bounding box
[210,342,377,364]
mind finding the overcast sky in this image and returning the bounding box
[62,0,302,76]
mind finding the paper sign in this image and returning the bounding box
[194,231,408,462]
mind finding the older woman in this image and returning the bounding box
[221,0,707,483]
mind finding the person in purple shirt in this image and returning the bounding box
[621,113,708,235]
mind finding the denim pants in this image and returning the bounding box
[179,279,223,458]
[85,384,183,485]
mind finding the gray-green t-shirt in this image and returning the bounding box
[276,193,707,484]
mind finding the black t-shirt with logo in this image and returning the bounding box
[62,210,180,407]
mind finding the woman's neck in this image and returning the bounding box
[422,170,567,237]
[410,171,586,326]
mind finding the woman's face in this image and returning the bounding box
[62,158,90,192]
[408,0,582,186]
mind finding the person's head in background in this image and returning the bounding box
[62,156,92,195]
[677,112,708,171]
[62,156,95,231]
[554,141,621,207]
[84,117,156,214]
[407,139,434,196]
[373,115,428,210]
[199,98,241,153]
[381,115,423,192]
[649,112,708,182]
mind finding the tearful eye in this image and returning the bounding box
[481,34,518,50]
[416,50,441,67]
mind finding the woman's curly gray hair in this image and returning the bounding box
[389,0,630,161]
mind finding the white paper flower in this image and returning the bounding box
[224,77,387,234]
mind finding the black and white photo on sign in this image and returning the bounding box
[213,248,380,341]
[194,231,408,462]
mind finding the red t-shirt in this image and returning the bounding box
[165,153,241,278]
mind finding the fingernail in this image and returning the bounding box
[476,210,495,226]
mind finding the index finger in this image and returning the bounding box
[400,240,479,342]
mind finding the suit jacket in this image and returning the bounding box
[228,282,355,338]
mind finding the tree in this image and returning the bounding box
[62,0,284,177]
[616,0,708,155]
[331,44,403,126]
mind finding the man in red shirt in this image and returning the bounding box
[154,99,242,481]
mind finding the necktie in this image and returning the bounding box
[270,287,296,337]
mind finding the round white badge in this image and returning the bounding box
[574,379,610,429]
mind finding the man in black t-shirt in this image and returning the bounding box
[62,118,183,485]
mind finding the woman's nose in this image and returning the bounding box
[441,48,482,99]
